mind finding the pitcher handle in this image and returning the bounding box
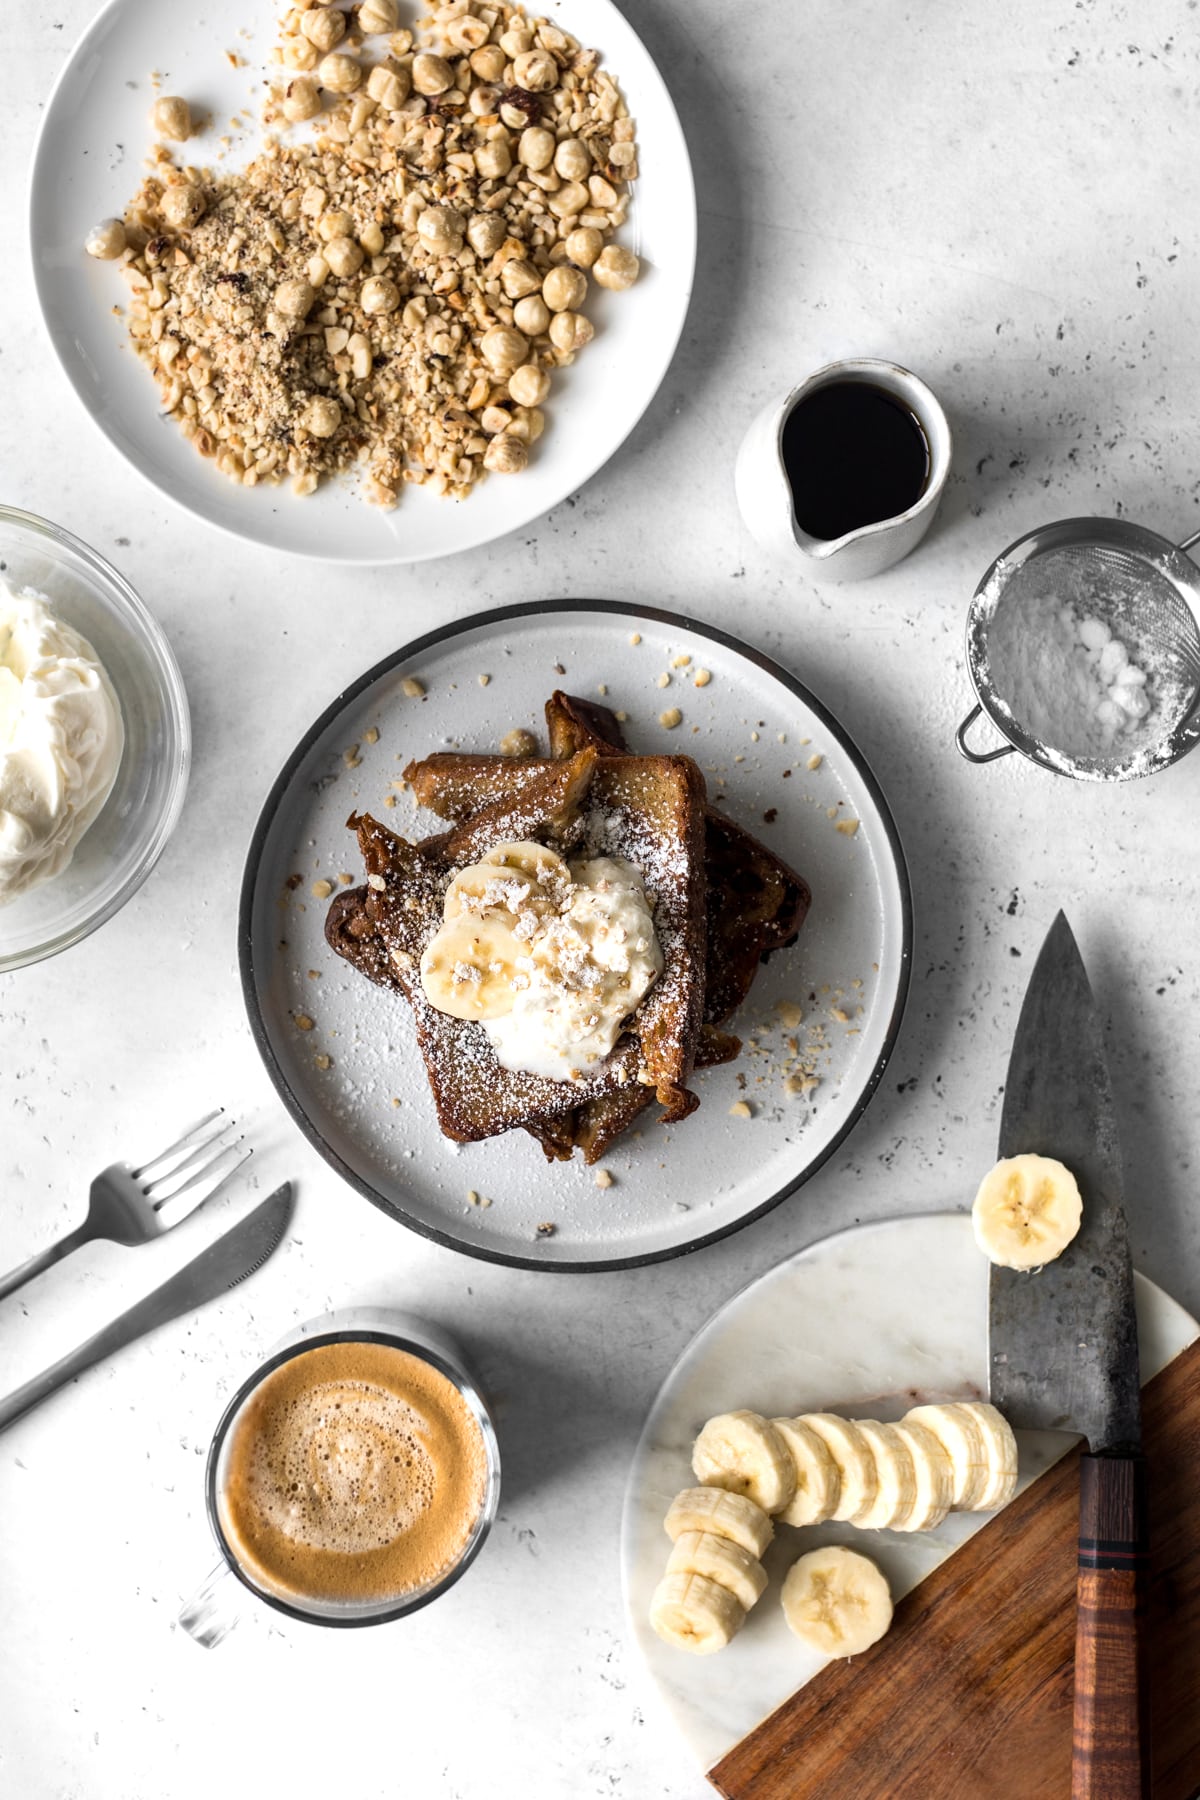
[955,703,1015,764]
[178,1562,242,1649]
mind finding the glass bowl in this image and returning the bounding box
[0,506,190,970]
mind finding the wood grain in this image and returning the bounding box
[709,1337,1200,1800]
[1072,1455,1150,1799]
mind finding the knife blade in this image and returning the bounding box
[0,1181,294,1434]
[987,913,1149,1799]
[989,910,1140,1453]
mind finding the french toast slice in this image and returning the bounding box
[402,692,808,1162]
[327,745,708,1144]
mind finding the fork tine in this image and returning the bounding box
[145,1121,241,1199]
[151,1145,254,1230]
[133,1110,225,1182]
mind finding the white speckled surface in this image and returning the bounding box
[5,3,1200,1797]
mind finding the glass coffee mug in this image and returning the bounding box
[178,1309,501,1646]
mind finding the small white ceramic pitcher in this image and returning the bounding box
[734,358,953,580]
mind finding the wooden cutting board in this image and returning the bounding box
[709,1335,1200,1799]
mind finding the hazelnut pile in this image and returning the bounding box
[88,0,643,507]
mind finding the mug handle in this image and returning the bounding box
[178,1562,242,1649]
[955,703,1015,764]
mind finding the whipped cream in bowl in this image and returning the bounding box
[0,587,124,904]
[420,840,663,1082]
[0,507,190,971]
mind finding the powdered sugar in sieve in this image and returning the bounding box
[962,520,1200,781]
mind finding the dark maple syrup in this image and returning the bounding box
[782,381,931,542]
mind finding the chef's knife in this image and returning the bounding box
[0,1181,294,1433]
[989,913,1148,1799]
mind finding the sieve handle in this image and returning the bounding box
[1178,529,1200,557]
[955,703,1015,764]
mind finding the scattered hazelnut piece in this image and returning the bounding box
[311,879,333,898]
[836,818,861,836]
[728,1100,753,1118]
[314,1053,332,1071]
[594,1169,614,1189]
[694,669,712,688]
[671,653,692,668]
[656,672,670,689]
[807,753,823,770]
[295,1013,315,1031]
[86,218,127,260]
[151,95,192,141]
[659,707,682,729]
[500,727,538,756]
[401,676,426,698]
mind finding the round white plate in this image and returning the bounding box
[239,601,912,1269]
[620,1213,1199,1775]
[30,0,695,564]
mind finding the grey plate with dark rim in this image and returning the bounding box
[238,601,912,1271]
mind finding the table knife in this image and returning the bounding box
[989,913,1148,1799]
[0,1181,293,1434]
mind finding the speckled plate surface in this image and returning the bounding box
[29,0,695,563]
[239,601,912,1269]
[621,1213,1199,1774]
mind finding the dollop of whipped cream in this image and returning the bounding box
[419,840,663,1082]
[0,585,125,906]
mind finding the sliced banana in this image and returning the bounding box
[664,1487,773,1559]
[847,1421,918,1530]
[905,1402,989,1510]
[443,862,542,922]
[419,914,521,1021]
[667,1530,767,1613]
[955,1401,1019,1511]
[480,840,566,881]
[800,1414,878,1523]
[781,1545,893,1658]
[888,1419,954,1531]
[649,1569,746,1655]
[692,1411,796,1516]
[772,1416,840,1527]
[972,1152,1083,1270]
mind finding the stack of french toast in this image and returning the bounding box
[325,691,810,1163]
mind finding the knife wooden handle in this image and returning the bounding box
[1072,1451,1150,1799]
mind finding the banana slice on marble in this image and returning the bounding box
[972,1153,1083,1270]
[664,1487,774,1558]
[955,1402,1019,1511]
[889,1419,954,1530]
[847,1421,918,1530]
[692,1411,797,1516]
[800,1414,878,1522]
[781,1545,894,1658]
[419,915,522,1021]
[904,1402,990,1510]
[649,1569,746,1655]
[666,1530,768,1613]
[772,1417,840,1526]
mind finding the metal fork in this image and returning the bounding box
[0,1112,251,1303]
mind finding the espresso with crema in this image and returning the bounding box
[218,1340,488,1607]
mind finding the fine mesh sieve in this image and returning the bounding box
[956,518,1200,781]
